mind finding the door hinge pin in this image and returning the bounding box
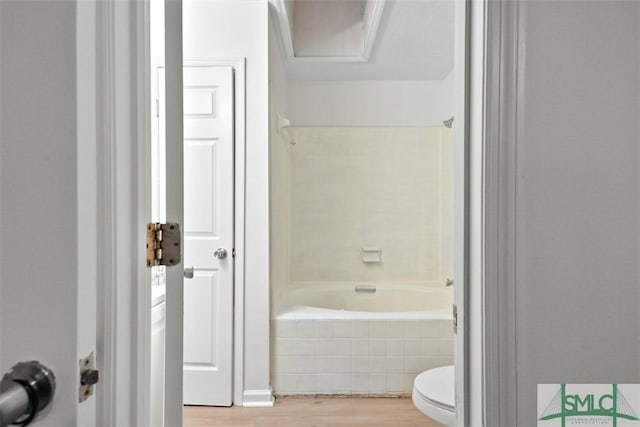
[453,304,458,334]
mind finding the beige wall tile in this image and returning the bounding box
[289,127,453,284]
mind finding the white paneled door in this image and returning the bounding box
[182,65,235,406]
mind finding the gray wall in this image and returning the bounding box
[516,1,640,424]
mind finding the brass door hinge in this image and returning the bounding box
[453,304,458,334]
[146,222,181,267]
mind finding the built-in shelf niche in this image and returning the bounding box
[273,0,386,62]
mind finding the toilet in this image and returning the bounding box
[412,365,455,426]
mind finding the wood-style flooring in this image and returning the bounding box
[184,397,440,427]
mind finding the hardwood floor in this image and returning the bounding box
[184,397,440,427]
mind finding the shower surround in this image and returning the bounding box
[290,127,452,284]
[272,126,454,396]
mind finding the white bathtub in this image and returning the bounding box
[272,283,454,396]
[277,283,452,319]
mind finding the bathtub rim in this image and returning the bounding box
[275,282,453,320]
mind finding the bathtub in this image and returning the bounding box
[272,283,454,396]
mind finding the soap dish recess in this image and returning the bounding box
[361,247,382,263]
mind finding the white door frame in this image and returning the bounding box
[95,1,249,423]
[452,0,521,425]
[481,0,520,425]
[456,0,521,424]
[93,0,519,424]
[135,1,154,425]
[93,0,172,424]
[95,0,145,425]
[453,0,471,424]
[134,4,250,424]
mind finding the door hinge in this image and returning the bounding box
[453,304,458,334]
[79,352,99,402]
[146,222,181,267]
[155,98,160,118]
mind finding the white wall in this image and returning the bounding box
[150,0,164,59]
[514,2,640,424]
[183,0,271,403]
[288,73,454,127]
[289,127,452,285]
[269,5,291,314]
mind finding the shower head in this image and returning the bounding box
[443,116,454,128]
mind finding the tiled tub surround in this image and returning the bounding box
[272,284,453,396]
[290,127,454,285]
[272,128,455,395]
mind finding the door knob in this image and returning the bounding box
[214,248,228,260]
[183,266,194,279]
[0,361,56,425]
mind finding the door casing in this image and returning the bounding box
[93,0,522,424]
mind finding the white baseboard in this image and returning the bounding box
[242,389,275,407]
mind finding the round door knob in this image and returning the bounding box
[183,267,194,279]
[214,248,228,260]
